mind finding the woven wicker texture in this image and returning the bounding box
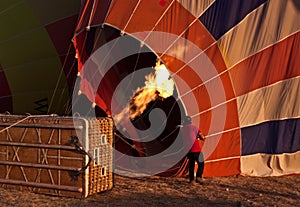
[0,115,114,198]
[87,118,114,195]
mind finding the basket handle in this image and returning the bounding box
[69,136,92,180]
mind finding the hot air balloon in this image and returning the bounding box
[0,0,81,115]
[72,0,300,177]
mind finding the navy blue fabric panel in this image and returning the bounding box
[199,0,268,40]
[241,118,300,155]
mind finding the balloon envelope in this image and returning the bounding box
[73,0,300,177]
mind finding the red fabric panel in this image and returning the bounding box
[203,157,240,177]
[75,0,112,33]
[206,43,228,74]
[160,55,212,116]
[180,83,240,135]
[205,128,241,161]
[106,0,140,31]
[230,31,300,97]
[160,54,238,134]
[73,31,89,71]
[160,54,184,72]
[179,86,210,120]
[219,71,235,101]
[195,84,211,113]
[224,100,240,131]
[78,57,118,115]
[154,1,195,35]
[200,101,239,138]
[119,0,174,33]
[90,0,112,26]
[96,68,120,114]
[185,20,215,51]
[177,66,203,90]
[200,110,212,136]
[0,64,13,113]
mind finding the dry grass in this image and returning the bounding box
[0,174,299,207]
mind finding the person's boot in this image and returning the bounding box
[189,180,196,185]
[196,177,205,184]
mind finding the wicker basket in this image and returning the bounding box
[0,115,114,198]
[87,118,114,195]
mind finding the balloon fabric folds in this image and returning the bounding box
[0,0,81,115]
[72,0,300,177]
[0,0,297,178]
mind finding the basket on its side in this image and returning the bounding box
[0,115,114,198]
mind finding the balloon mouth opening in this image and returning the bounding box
[73,25,188,159]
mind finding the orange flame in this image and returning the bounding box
[114,61,174,123]
[151,61,174,98]
[129,61,174,119]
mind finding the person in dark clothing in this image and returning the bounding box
[181,116,205,184]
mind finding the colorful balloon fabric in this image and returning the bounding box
[73,0,300,177]
[2,1,298,177]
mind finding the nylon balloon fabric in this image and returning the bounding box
[73,0,300,177]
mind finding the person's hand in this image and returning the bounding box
[197,133,205,140]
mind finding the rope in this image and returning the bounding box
[114,132,145,154]
[126,46,142,91]
[159,0,216,62]
[63,57,78,115]
[122,0,142,31]
[0,114,57,134]
[86,0,97,30]
[140,0,176,42]
[0,116,30,134]
[48,43,75,114]
[74,0,181,123]
[0,1,24,16]
[73,0,174,110]
[152,2,222,104]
